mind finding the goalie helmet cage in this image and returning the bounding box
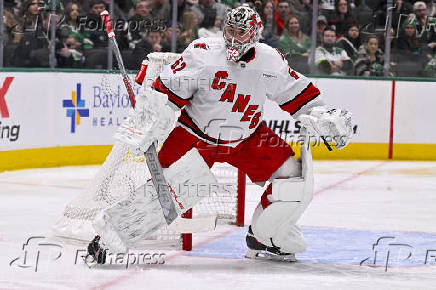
[52,52,246,251]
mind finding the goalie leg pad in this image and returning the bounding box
[251,201,308,253]
[92,181,166,253]
[93,148,217,252]
[251,144,313,253]
[164,147,218,215]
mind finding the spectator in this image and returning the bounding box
[59,2,93,50]
[63,1,91,14]
[221,0,239,9]
[352,0,373,27]
[424,54,436,77]
[83,0,107,49]
[117,0,151,50]
[259,0,278,46]
[337,23,361,60]
[2,1,23,66]
[14,0,46,67]
[366,0,385,29]
[57,35,85,68]
[277,16,311,57]
[424,0,436,17]
[180,10,199,44]
[82,0,110,68]
[5,0,21,19]
[328,0,357,37]
[149,0,171,23]
[102,0,126,21]
[393,17,428,76]
[3,9,23,45]
[14,10,65,67]
[413,1,436,57]
[275,0,292,36]
[314,26,352,75]
[278,16,311,73]
[300,0,326,36]
[170,0,194,23]
[21,0,42,31]
[290,0,312,16]
[378,27,395,53]
[198,8,222,38]
[315,15,328,46]
[391,0,413,30]
[131,31,162,68]
[354,35,385,76]
[191,0,228,27]
[161,23,187,53]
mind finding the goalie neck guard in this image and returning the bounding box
[223,6,262,62]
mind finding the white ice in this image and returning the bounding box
[1,161,436,290]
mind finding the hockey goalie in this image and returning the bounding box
[88,6,353,263]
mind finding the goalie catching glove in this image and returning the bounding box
[115,88,176,156]
[298,106,353,150]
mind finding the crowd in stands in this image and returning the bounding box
[2,0,436,77]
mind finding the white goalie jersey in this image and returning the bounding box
[153,37,324,147]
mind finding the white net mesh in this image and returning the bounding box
[53,53,241,249]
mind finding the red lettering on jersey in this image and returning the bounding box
[194,43,208,49]
[220,83,237,102]
[249,112,261,129]
[288,68,300,80]
[211,71,228,90]
[171,56,186,74]
[240,105,258,121]
[232,94,250,112]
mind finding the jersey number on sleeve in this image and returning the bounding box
[288,67,300,80]
[171,57,186,74]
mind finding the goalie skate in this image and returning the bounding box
[245,226,296,262]
[84,235,108,265]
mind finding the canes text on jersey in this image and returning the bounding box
[211,71,261,129]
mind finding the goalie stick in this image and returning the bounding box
[100,10,177,225]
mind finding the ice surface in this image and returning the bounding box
[1,161,436,290]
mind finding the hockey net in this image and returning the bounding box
[53,53,245,250]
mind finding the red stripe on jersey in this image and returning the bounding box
[152,77,190,108]
[178,110,245,145]
[274,48,285,61]
[280,83,320,115]
[260,184,272,209]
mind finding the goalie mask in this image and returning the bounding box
[223,6,262,62]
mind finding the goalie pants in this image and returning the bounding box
[158,122,294,183]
